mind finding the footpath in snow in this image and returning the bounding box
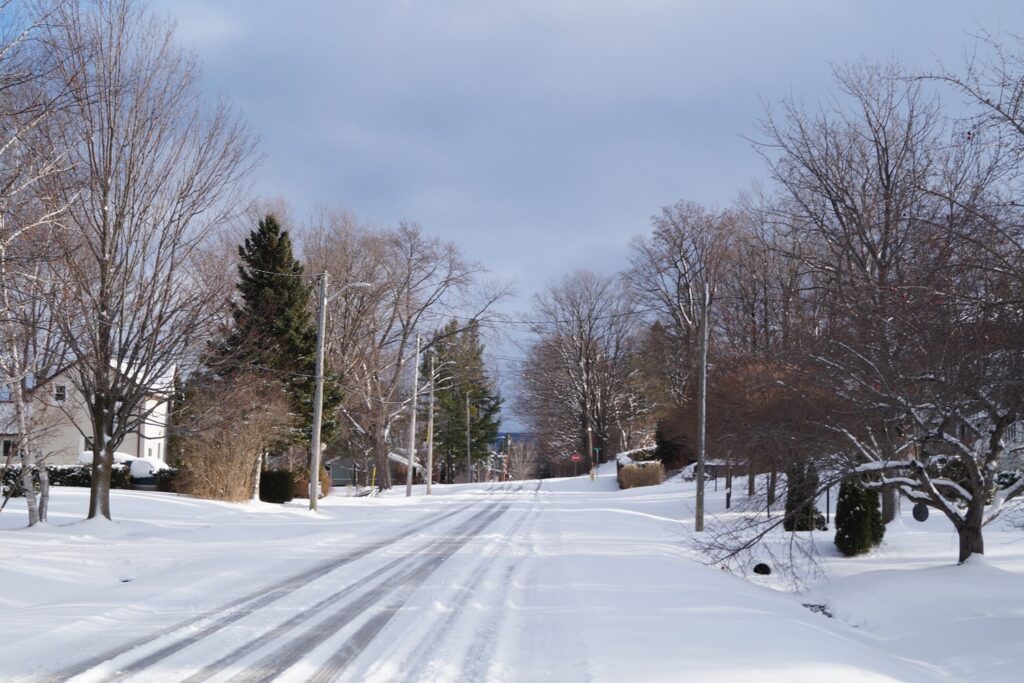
[0,463,1022,682]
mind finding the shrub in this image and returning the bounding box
[260,469,295,503]
[618,462,665,489]
[292,466,330,499]
[1,463,131,496]
[834,477,885,556]
[111,464,133,490]
[172,371,292,502]
[154,468,179,493]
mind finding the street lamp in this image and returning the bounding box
[309,274,372,511]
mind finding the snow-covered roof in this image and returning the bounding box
[388,451,426,473]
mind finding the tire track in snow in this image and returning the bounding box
[458,488,542,682]
[180,490,516,683]
[225,499,513,683]
[48,492,495,683]
[395,480,541,683]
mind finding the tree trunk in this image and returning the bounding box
[251,456,262,501]
[957,523,984,563]
[767,463,778,506]
[88,409,114,520]
[374,423,391,490]
[20,463,39,527]
[957,498,985,563]
[747,460,755,496]
[725,462,732,509]
[38,466,49,522]
[13,385,39,526]
[881,485,898,523]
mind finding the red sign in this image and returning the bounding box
[570,453,581,462]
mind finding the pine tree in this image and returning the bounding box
[424,319,501,482]
[217,214,341,446]
[834,477,885,556]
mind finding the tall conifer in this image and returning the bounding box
[424,319,502,481]
[219,214,340,445]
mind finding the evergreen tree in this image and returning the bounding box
[217,214,341,446]
[424,319,502,482]
[834,477,885,556]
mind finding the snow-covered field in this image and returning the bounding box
[1,464,1022,682]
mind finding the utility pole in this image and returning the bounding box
[695,281,710,532]
[309,270,328,511]
[465,392,472,484]
[426,352,435,495]
[405,335,421,497]
[308,278,370,511]
[587,421,595,481]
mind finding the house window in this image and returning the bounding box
[54,384,67,402]
[0,386,10,402]
[2,440,12,458]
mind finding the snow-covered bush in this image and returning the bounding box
[1,463,131,496]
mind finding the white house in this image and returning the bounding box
[0,370,170,466]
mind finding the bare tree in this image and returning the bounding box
[304,213,505,489]
[624,201,736,406]
[756,61,1024,563]
[506,439,538,481]
[518,271,642,473]
[40,0,256,519]
[0,0,75,525]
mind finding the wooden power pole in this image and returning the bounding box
[695,282,710,532]
[405,335,421,497]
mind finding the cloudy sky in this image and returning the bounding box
[156,1,1020,424]
[157,1,1022,287]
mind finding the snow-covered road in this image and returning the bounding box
[2,467,1021,681]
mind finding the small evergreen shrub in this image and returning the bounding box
[834,477,885,556]
[260,469,295,503]
[618,462,665,489]
[154,468,179,493]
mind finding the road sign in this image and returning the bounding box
[571,453,581,462]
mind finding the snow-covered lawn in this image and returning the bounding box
[0,464,1021,681]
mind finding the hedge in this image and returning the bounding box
[1,463,132,497]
